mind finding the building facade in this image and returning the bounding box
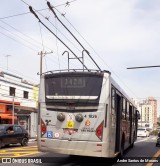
[137,97,157,130]
[0,71,39,138]
[148,97,157,130]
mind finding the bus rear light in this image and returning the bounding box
[94,150,102,152]
[42,127,46,132]
[96,144,102,146]
[96,121,104,141]
[41,119,47,136]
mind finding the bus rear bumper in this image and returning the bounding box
[39,139,112,157]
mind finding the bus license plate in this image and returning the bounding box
[67,121,74,128]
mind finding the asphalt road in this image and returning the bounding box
[0,136,159,166]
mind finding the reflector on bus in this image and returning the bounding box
[96,121,104,141]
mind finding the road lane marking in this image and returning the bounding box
[135,137,149,144]
[0,146,40,158]
[0,152,40,158]
[145,149,160,166]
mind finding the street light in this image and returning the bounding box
[127,65,160,69]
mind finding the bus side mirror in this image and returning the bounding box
[136,110,140,120]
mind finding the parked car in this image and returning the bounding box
[156,132,160,147]
[0,124,29,148]
[137,128,150,137]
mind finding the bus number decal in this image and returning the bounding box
[67,121,74,128]
[89,115,97,118]
[84,115,97,118]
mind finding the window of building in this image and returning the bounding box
[23,91,29,99]
[111,87,116,110]
[9,87,15,96]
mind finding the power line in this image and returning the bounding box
[53,6,139,98]
[47,1,101,71]
[29,6,88,70]
[0,0,77,20]
[0,20,52,51]
[0,31,38,52]
[0,24,41,51]
[0,20,73,69]
[55,17,61,70]
[19,0,90,70]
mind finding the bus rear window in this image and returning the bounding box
[45,75,103,100]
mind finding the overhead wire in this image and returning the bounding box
[55,16,61,70]
[38,22,48,72]
[0,19,76,73]
[0,25,41,51]
[15,0,139,98]
[0,20,53,51]
[28,6,88,70]
[18,0,87,70]
[0,20,72,69]
[0,31,38,52]
[47,1,101,71]
[0,1,80,82]
[53,5,139,98]
[0,0,77,20]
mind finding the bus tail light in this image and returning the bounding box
[41,119,47,136]
[96,121,104,141]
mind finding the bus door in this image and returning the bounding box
[129,105,133,143]
[115,92,122,153]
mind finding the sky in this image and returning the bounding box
[0,0,160,112]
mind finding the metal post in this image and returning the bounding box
[82,50,87,71]
[12,96,15,125]
[62,51,69,71]
[40,51,43,75]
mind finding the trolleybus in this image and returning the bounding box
[38,69,139,158]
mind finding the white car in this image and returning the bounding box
[137,128,150,137]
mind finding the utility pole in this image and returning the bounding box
[12,95,15,125]
[38,51,53,75]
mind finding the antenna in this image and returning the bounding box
[29,6,88,70]
[47,1,101,71]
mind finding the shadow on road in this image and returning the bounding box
[35,155,117,166]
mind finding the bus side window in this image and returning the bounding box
[126,101,129,121]
[129,103,133,122]
[132,107,135,123]
[122,98,126,120]
[111,87,115,113]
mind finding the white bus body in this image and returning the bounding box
[38,70,139,158]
